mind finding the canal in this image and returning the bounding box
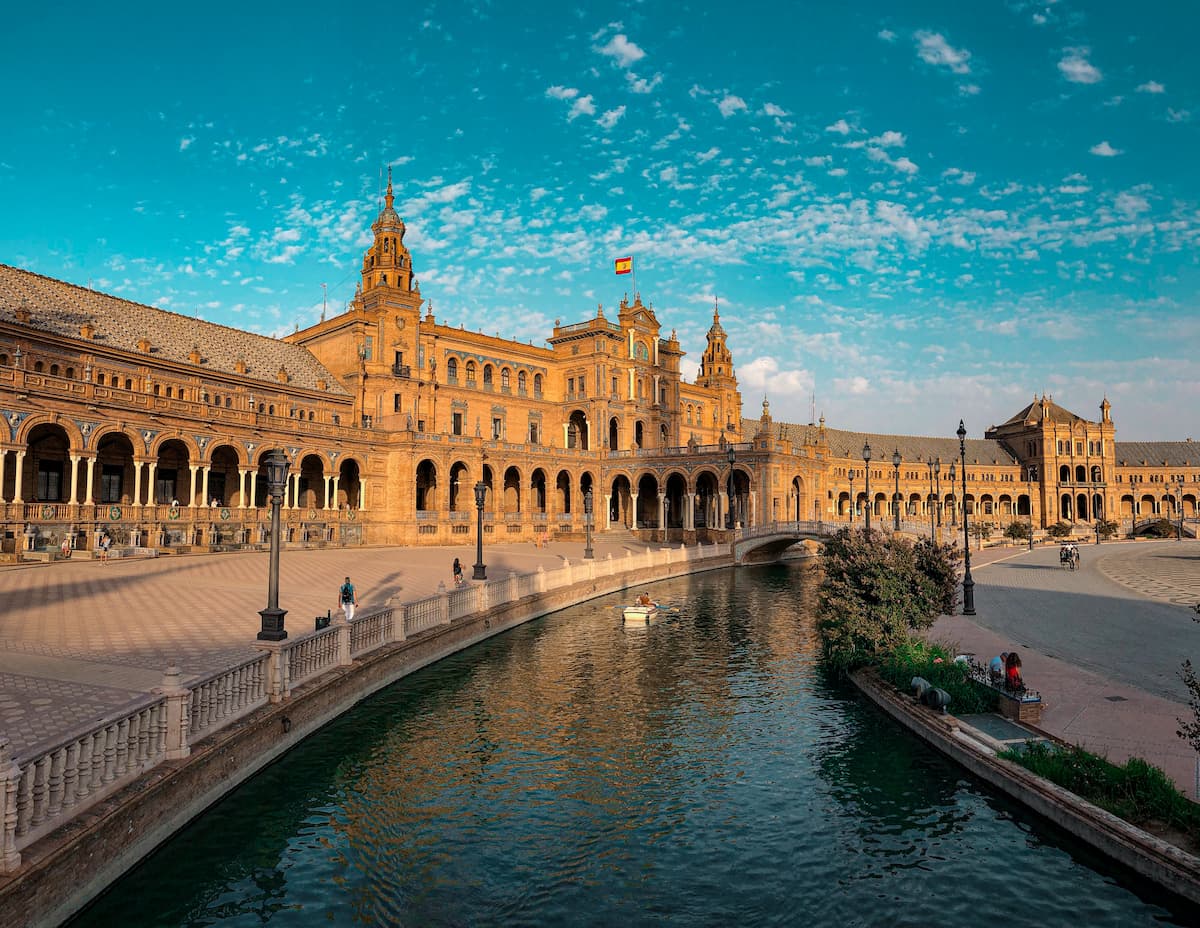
[73,564,1195,926]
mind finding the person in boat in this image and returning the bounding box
[637,592,653,607]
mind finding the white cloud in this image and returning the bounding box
[915,31,972,75]
[762,102,788,118]
[1136,81,1165,94]
[833,375,871,395]
[870,130,906,148]
[626,72,662,94]
[596,33,646,68]
[1089,140,1122,157]
[878,29,897,42]
[546,85,578,100]
[1114,191,1149,218]
[1167,108,1192,123]
[942,167,976,186]
[825,118,852,135]
[597,106,626,130]
[179,137,194,151]
[568,95,597,120]
[717,94,748,117]
[1058,48,1102,84]
[530,187,550,202]
[959,83,981,96]
[805,155,831,167]
[696,147,720,163]
[738,356,814,396]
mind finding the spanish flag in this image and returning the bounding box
[614,256,633,275]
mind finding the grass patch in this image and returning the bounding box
[876,637,998,715]
[999,741,1200,839]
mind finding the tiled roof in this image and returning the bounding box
[0,264,350,396]
[1113,441,1200,467]
[751,419,1019,466]
[998,397,1087,427]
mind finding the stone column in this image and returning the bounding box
[331,475,340,510]
[133,461,143,507]
[146,462,157,506]
[0,450,6,504]
[603,493,611,530]
[630,491,639,529]
[187,465,198,507]
[562,423,570,448]
[657,492,666,529]
[200,466,210,506]
[717,491,727,528]
[749,491,757,528]
[323,475,332,510]
[68,455,80,505]
[82,455,94,505]
[685,492,695,530]
[359,480,367,510]
[249,470,258,508]
[237,470,248,509]
[291,472,301,510]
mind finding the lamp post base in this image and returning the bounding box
[257,607,288,642]
[473,564,487,580]
[962,575,976,616]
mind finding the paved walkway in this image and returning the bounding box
[0,535,658,754]
[933,539,1200,795]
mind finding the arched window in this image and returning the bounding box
[1091,465,1102,482]
[153,384,161,396]
[165,386,173,398]
[97,373,105,385]
[225,397,232,408]
[0,354,7,366]
[518,370,527,392]
[308,411,314,421]
[447,357,458,382]
[483,364,493,385]
[269,405,275,416]
[65,367,74,379]
[534,373,543,395]
[466,361,477,384]
[501,368,510,389]
[50,364,59,376]
[34,361,44,372]
[125,378,133,390]
[1059,465,1070,482]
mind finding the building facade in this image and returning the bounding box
[1,183,1197,557]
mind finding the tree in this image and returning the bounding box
[969,521,992,548]
[817,528,960,673]
[1047,521,1074,539]
[1004,520,1030,542]
[1178,606,1200,755]
[1095,519,1119,540]
[1147,518,1175,538]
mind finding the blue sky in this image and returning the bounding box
[3,1,1198,441]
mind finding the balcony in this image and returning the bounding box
[392,363,412,379]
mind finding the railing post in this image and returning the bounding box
[605,552,614,575]
[258,641,289,703]
[157,663,192,761]
[536,564,546,593]
[478,579,490,613]
[508,571,519,603]
[333,610,352,666]
[437,582,451,625]
[0,737,20,873]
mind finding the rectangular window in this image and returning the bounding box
[1075,441,1083,455]
[37,460,63,501]
[417,419,425,433]
[567,377,574,396]
[155,469,177,505]
[393,394,401,413]
[100,464,123,503]
[529,422,539,444]
[492,417,503,440]
[578,377,586,398]
[612,376,618,396]
[1056,440,1064,454]
[452,412,463,436]
[363,336,374,361]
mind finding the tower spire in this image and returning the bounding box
[385,165,394,210]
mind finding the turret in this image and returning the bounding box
[359,167,418,300]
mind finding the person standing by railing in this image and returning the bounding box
[338,576,358,621]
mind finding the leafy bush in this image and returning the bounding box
[1095,519,1119,540]
[1004,521,1031,541]
[1146,518,1176,538]
[1046,521,1074,539]
[1000,742,1200,838]
[817,528,960,672]
[877,637,998,714]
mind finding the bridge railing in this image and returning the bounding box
[735,520,832,541]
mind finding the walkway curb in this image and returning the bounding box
[0,551,732,928]
[850,668,1200,907]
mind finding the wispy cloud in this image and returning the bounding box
[1136,80,1165,94]
[717,94,748,117]
[1089,140,1122,157]
[915,31,972,75]
[1059,48,1102,84]
[595,33,646,69]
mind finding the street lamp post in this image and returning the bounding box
[583,488,594,559]
[957,420,976,616]
[1027,475,1035,551]
[472,481,487,579]
[948,462,958,526]
[892,449,902,533]
[257,450,291,641]
[848,469,855,523]
[1173,483,1184,541]
[862,442,873,533]
[726,446,736,530]
[926,460,937,540]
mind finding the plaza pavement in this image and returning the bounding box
[2,534,1199,797]
[933,538,1200,795]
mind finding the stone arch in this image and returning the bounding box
[415,459,438,512]
[208,444,242,506]
[21,422,73,502]
[1091,465,1102,482]
[634,420,644,448]
[568,410,589,450]
[449,460,470,511]
[608,417,619,451]
[1120,494,1135,517]
[1061,493,1074,521]
[1139,493,1155,517]
[665,472,687,529]
[94,431,137,504]
[1075,464,1086,482]
[635,473,660,528]
[730,466,752,528]
[1059,464,1070,482]
[530,468,548,513]
[609,473,632,527]
[694,470,721,529]
[792,475,807,521]
[155,439,193,505]
[338,458,362,509]
[1092,493,1104,520]
[504,466,522,513]
[14,414,86,452]
[1076,492,1089,521]
[556,469,572,515]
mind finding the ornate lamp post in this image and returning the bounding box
[948,462,958,526]
[583,488,594,559]
[257,450,291,641]
[1027,473,1035,551]
[862,442,873,533]
[957,420,976,616]
[848,469,855,523]
[891,449,902,532]
[926,459,940,540]
[726,446,736,530]
[472,480,487,579]
[1172,483,1184,541]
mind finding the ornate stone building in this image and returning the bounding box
[0,180,1196,557]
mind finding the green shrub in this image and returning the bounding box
[1000,742,1200,838]
[1046,521,1074,539]
[877,637,998,715]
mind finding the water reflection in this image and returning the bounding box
[74,564,1194,927]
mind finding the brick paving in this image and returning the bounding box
[934,539,1200,795]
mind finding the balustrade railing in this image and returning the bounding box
[0,540,733,872]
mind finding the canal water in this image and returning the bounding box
[73,564,1195,927]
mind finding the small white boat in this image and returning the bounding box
[623,604,659,625]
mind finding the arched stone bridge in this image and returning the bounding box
[732,520,837,564]
[1129,517,1198,539]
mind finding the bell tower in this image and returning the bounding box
[359,167,421,311]
[697,300,742,435]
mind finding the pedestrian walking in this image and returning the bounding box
[338,576,358,621]
[452,557,464,587]
[98,532,111,564]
